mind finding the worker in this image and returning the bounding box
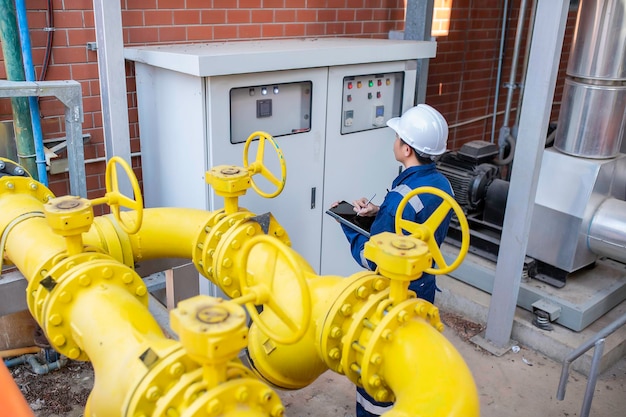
[331,103,454,417]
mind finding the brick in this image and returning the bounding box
[252,9,274,23]
[240,0,263,7]
[307,0,326,7]
[264,0,285,7]
[159,26,187,42]
[239,25,262,39]
[227,9,251,24]
[355,9,373,20]
[213,0,232,7]
[214,25,238,40]
[84,9,95,28]
[295,10,316,22]
[345,22,363,34]
[54,10,86,28]
[328,0,346,7]
[25,11,48,28]
[261,24,284,38]
[174,10,201,25]
[127,27,159,44]
[62,0,93,10]
[337,9,355,21]
[202,9,227,24]
[305,23,325,36]
[318,9,337,21]
[373,9,390,20]
[51,29,69,47]
[144,10,173,25]
[157,0,186,8]
[71,62,99,80]
[362,21,381,34]
[285,0,306,6]
[284,23,305,37]
[346,0,364,7]
[275,9,296,23]
[126,0,156,10]
[327,22,344,35]
[52,46,87,64]
[67,28,97,46]
[188,25,213,41]
[121,10,145,27]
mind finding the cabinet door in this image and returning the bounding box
[207,68,329,272]
[321,62,417,276]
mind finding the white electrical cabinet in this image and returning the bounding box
[125,38,435,278]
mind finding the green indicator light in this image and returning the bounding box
[369,80,374,87]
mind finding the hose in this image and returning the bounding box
[493,134,516,166]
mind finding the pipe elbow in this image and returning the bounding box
[382,318,480,417]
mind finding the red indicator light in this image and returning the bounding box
[348,82,353,89]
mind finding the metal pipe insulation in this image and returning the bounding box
[588,198,626,263]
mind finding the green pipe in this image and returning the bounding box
[0,0,38,178]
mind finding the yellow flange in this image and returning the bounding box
[359,297,443,403]
[364,232,432,282]
[319,272,389,374]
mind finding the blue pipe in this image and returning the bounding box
[15,0,48,185]
[4,354,67,375]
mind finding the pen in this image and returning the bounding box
[357,193,376,216]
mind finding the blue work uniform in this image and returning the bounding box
[339,163,454,417]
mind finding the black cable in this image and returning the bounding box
[39,0,53,81]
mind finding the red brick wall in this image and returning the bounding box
[428,1,576,150]
[0,0,575,203]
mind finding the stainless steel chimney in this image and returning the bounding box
[554,0,626,158]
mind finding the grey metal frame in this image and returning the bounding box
[557,312,626,417]
[484,0,571,348]
[0,80,86,197]
[92,0,132,196]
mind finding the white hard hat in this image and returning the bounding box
[386,104,449,156]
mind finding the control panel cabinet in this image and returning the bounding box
[125,38,435,281]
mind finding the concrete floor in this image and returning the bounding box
[277,275,626,417]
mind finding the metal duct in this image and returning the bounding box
[588,198,626,263]
[554,0,626,158]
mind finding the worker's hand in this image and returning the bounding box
[352,197,379,217]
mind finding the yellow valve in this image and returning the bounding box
[236,234,311,345]
[43,196,94,256]
[243,131,286,198]
[394,186,469,275]
[206,131,286,213]
[91,156,144,234]
[170,295,248,388]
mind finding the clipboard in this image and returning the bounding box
[326,201,375,238]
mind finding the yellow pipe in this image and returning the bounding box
[66,282,176,416]
[381,318,480,416]
[2,170,480,416]
[84,208,214,263]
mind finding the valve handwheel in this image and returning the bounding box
[394,186,469,275]
[104,156,144,234]
[237,235,311,344]
[243,131,286,198]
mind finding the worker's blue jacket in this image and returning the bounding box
[340,163,454,300]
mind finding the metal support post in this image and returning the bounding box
[483,0,570,348]
[92,0,132,196]
[404,0,434,105]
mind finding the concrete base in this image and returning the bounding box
[442,245,626,331]
[470,332,518,357]
[436,272,626,376]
